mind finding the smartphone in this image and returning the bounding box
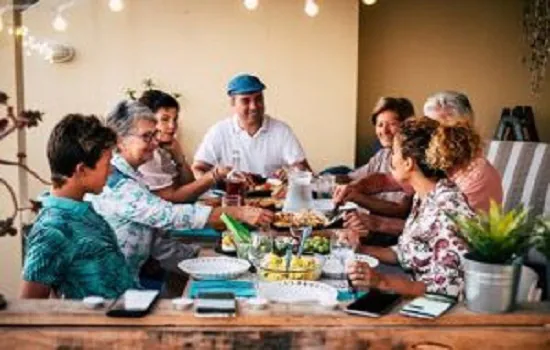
[345,289,402,318]
[106,289,159,318]
[194,291,237,318]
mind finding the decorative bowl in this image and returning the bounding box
[258,280,338,304]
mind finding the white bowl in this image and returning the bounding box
[82,296,105,309]
[319,298,339,310]
[322,254,379,279]
[172,297,193,311]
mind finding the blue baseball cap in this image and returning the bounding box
[227,74,266,96]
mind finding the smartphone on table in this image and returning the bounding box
[345,289,402,317]
[106,289,159,318]
[194,291,237,318]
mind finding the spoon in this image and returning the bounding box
[297,226,313,258]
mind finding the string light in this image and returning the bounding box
[304,0,319,17]
[243,0,259,11]
[52,12,68,32]
[108,0,125,12]
[362,0,377,5]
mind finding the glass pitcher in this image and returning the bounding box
[282,170,314,212]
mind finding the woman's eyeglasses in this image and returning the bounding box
[129,130,159,144]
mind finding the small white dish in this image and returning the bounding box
[319,298,339,310]
[82,296,105,309]
[247,297,268,310]
[172,297,194,311]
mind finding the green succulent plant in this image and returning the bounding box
[451,201,534,264]
[533,218,550,259]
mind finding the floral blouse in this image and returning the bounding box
[86,153,211,281]
[391,179,474,297]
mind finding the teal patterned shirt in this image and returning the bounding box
[22,194,136,299]
[87,154,210,281]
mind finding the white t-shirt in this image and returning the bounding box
[194,115,306,176]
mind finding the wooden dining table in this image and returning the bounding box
[1,297,550,349]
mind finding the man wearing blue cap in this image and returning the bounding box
[193,74,311,178]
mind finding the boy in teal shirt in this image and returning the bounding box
[21,114,135,299]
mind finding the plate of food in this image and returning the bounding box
[272,210,328,230]
[245,197,284,210]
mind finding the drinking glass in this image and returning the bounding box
[330,231,356,277]
[222,194,242,207]
[248,228,273,296]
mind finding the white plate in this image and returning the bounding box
[258,280,338,304]
[322,254,379,279]
[312,200,359,213]
[178,257,250,280]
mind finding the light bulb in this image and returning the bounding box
[243,0,259,10]
[304,0,319,17]
[362,0,377,5]
[52,13,68,32]
[109,0,125,12]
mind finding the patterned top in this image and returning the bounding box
[348,148,408,203]
[22,194,136,299]
[449,156,503,213]
[138,148,180,191]
[87,153,211,281]
[391,179,474,297]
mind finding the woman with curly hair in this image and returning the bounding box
[345,117,477,297]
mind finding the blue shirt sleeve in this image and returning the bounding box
[22,226,69,287]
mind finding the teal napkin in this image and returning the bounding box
[337,290,366,301]
[188,280,256,298]
[170,228,221,238]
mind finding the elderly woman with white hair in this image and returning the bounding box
[335,91,502,235]
[87,100,273,283]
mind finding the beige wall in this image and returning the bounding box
[0,30,22,298]
[357,0,550,165]
[0,0,359,298]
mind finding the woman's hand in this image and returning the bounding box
[346,260,382,290]
[335,229,360,249]
[343,211,378,232]
[231,206,274,227]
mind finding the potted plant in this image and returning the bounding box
[533,218,550,300]
[452,201,534,313]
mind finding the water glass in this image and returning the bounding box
[330,231,356,271]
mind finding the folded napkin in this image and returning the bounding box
[188,280,256,298]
